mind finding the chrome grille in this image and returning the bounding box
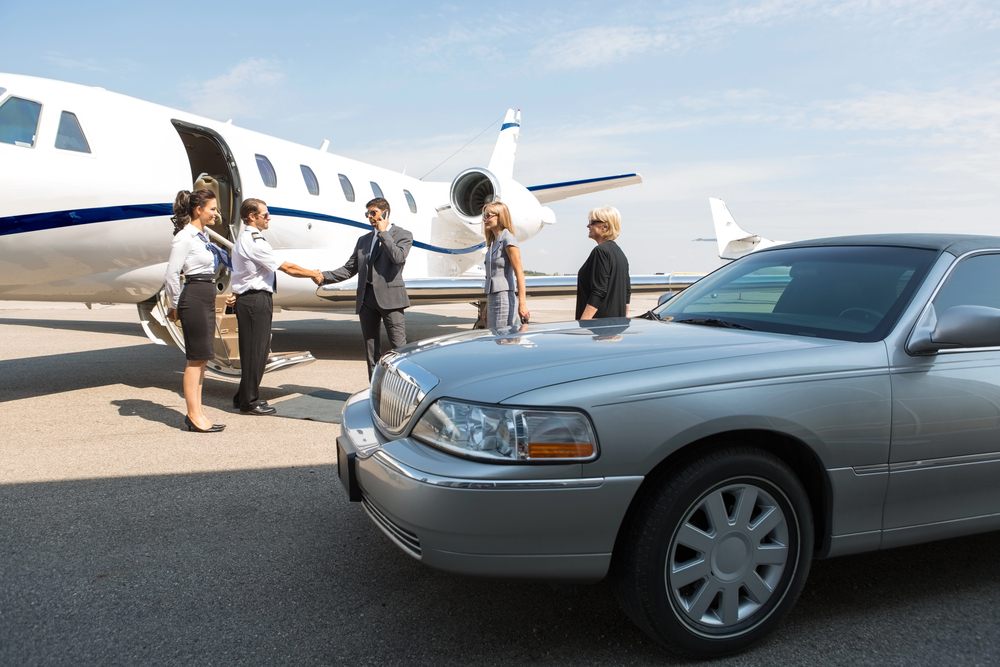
[371,353,439,436]
[362,495,421,558]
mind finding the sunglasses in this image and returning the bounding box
[256,212,271,220]
[483,212,498,220]
[587,220,604,227]
[365,209,384,218]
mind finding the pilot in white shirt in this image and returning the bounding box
[229,199,322,415]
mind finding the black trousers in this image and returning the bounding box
[234,290,273,411]
[359,288,406,379]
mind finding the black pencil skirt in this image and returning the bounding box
[177,280,216,361]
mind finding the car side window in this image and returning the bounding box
[55,111,91,153]
[0,96,42,148]
[933,253,1000,313]
[338,174,355,202]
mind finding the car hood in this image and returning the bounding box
[394,318,866,405]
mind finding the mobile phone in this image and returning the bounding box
[381,210,388,221]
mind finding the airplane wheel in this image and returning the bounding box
[612,446,813,658]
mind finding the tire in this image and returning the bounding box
[611,445,814,658]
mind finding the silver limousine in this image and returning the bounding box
[336,234,1000,657]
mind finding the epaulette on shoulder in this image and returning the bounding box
[251,232,264,242]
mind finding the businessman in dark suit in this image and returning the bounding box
[315,197,412,379]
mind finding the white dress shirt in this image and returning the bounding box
[164,224,217,308]
[231,226,282,294]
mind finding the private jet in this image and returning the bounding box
[0,73,698,375]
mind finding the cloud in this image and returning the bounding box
[531,26,675,70]
[530,0,1000,71]
[181,59,286,122]
[42,52,106,72]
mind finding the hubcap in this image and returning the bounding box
[666,482,790,630]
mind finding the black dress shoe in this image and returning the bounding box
[184,416,226,433]
[233,398,267,409]
[241,404,276,416]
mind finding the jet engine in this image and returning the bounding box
[449,167,555,243]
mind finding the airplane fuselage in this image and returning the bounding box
[0,73,533,310]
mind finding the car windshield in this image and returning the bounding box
[653,245,937,342]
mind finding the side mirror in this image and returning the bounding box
[907,305,1000,354]
[657,292,676,306]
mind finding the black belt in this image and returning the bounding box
[184,275,215,284]
[237,289,273,296]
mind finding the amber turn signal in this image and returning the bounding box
[527,442,596,459]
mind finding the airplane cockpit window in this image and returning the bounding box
[300,165,320,196]
[338,174,355,202]
[370,181,384,199]
[0,96,42,148]
[403,189,417,214]
[256,154,277,188]
[55,111,91,153]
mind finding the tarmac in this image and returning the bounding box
[3,295,1000,666]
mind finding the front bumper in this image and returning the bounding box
[336,389,644,583]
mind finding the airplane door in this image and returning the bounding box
[146,121,314,378]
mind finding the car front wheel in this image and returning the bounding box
[612,446,814,658]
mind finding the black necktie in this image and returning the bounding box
[368,236,380,284]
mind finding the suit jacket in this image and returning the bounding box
[321,224,412,313]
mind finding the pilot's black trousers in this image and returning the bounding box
[234,289,272,411]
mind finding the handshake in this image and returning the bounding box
[310,270,324,286]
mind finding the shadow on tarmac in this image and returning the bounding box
[0,316,148,338]
[4,464,1000,666]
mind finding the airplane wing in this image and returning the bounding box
[315,272,701,306]
[527,174,643,204]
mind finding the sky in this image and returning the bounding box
[2,0,1000,275]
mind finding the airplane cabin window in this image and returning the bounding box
[256,154,277,188]
[338,174,355,202]
[403,189,417,214]
[370,181,384,199]
[300,165,320,196]
[0,96,42,148]
[55,111,91,153]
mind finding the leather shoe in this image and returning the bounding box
[241,404,276,416]
[185,416,226,433]
[233,398,267,409]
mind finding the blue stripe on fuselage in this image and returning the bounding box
[0,203,485,255]
[0,203,174,237]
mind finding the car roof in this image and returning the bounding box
[771,233,1000,256]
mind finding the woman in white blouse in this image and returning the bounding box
[164,189,227,433]
[482,201,529,328]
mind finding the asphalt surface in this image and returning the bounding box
[2,298,999,666]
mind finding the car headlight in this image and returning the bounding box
[411,399,598,463]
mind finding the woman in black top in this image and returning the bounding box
[575,206,631,319]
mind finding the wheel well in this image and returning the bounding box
[612,430,830,562]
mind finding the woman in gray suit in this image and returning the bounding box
[482,201,529,328]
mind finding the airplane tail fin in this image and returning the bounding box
[487,109,520,180]
[710,197,780,260]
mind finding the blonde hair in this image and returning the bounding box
[588,206,621,241]
[483,201,515,245]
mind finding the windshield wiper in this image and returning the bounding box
[675,318,754,330]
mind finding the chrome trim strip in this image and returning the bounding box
[372,451,605,490]
[362,495,421,558]
[852,463,889,475]
[890,450,1000,472]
